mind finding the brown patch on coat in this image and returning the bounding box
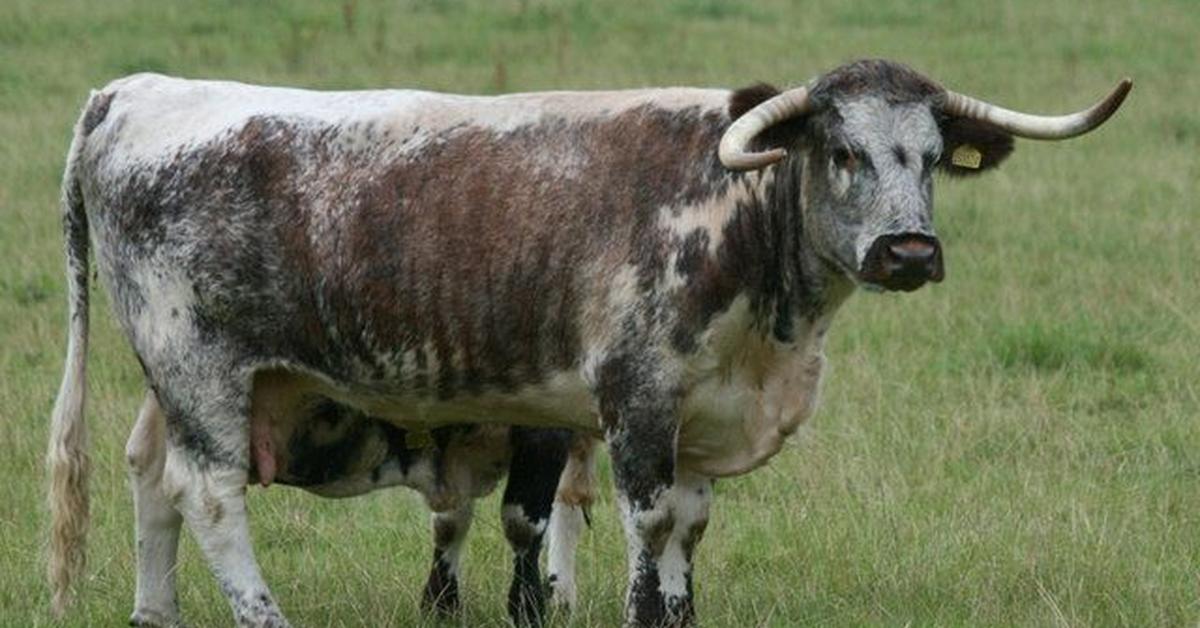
[311,104,734,391]
[728,83,780,121]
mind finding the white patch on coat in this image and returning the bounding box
[89,73,731,172]
[118,261,199,363]
[616,494,644,606]
[655,473,711,601]
[656,173,769,292]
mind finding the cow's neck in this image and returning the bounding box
[672,157,854,477]
[709,156,851,347]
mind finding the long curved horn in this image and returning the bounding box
[718,87,811,171]
[942,78,1132,140]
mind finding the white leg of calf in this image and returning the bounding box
[126,394,184,627]
[547,433,597,612]
[163,447,288,628]
[546,500,585,610]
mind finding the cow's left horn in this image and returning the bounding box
[942,78,1132,140]
[719,87,811,171]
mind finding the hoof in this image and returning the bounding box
[546,573,576,612]
[129,610,185,628]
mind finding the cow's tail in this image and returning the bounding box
[47,101,93,618]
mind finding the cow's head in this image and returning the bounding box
[720,59,1131,292]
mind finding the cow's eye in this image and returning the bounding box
[832,146,856,171]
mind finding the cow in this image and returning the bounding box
[47,59,1129,627]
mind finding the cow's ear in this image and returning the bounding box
[728,83,807,150]
[937,116,1014,176]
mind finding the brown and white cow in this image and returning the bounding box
[48,59,1129,627]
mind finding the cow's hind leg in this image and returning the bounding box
[421,503,474,615]
[502,428,571,626]
[156,378,288,628]
[126,392,184,627]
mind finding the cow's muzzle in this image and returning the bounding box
[860,233,944,292]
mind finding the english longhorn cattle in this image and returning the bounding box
[48,59,1129,627]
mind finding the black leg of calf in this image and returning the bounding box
[502,427,572,627]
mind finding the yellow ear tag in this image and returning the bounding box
[951,144,982,169]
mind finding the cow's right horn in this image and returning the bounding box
[719,87,811,172]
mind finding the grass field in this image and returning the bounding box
[2,0,1198,626]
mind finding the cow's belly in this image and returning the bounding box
[252,366,601,436]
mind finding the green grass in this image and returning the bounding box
[2,0,1198,625]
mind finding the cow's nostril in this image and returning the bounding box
[887,239,936,263]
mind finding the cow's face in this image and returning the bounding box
[721,59,1129,293]
[801,97,947,292]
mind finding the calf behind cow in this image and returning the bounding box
[123,387,593,626]
[48,59,1128,626]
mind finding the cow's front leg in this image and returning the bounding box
[600,360,710,628]
[126,393,184,627]
[631,471,711,626]
[421,502,474,616]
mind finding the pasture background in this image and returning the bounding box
[1,0,1197,625]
